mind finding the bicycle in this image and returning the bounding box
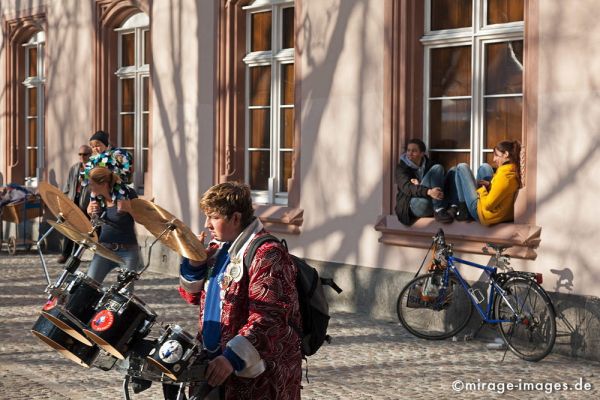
[397,229,556,362]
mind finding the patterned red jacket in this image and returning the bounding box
[178,220,302,400]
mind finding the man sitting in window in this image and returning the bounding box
[395,138,453,225]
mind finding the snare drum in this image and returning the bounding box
[42,272,104,346]
[31,314,99,367]
[83,291,156,359]
[146,325,199,381]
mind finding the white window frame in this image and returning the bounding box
[115,12,150,194]
[22,31,45,187]
[421,0,524,170]
[243,0,294,206]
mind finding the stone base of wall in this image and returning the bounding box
[139,236,600,362]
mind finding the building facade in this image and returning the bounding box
[2,0,599,359]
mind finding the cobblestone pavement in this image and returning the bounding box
[1,253,599,399]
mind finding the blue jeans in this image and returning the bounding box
[87,246,142,285]
[410,164,446,217]
[447,163,494,222]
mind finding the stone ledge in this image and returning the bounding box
[254,204,303,235]
[374,214,541,259]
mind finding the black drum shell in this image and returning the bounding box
[83,291,156,360]
[31,314,99,367]
[146,325,198,381]
[42,273,104,345]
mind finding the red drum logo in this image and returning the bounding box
[91,310,114,331]
[42,297,57,311]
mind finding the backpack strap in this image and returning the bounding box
[243,234,280,269]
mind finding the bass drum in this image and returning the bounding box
[31,314,99,367]
[83,291,156,360]
[42,272,104,346]
[146,325,199,381]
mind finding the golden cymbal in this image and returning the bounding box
[38,182,95,239]
[47,220,124,265]
[129,199,207,262]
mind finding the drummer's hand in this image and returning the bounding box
[117,199,132,214]
[87,201,100,216]
[206,355,233,386]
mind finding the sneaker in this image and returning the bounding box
[434,208,454,224]
[447,205,459,219]
[57,255,68,264]
[454,202,471,222]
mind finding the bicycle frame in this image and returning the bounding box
[441,255,520,324]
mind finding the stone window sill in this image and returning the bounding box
[254,204,303,235]
[374,215,541,260]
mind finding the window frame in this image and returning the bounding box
[421,0,524,172]
[22,31,46,187]
[242,1,295,206]
[379,0,539,257]
[216,0,303,233]
[114,13,150,194]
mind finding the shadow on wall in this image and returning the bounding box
[549,268,600,360]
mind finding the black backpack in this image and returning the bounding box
[244,234,343,356]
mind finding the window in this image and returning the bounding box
[243,1,295,205]
[22,31,46,186]
[114,12,150,194]
[423,0,523,170]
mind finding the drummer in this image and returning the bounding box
[86,167,141,287]
[178,182,302,399]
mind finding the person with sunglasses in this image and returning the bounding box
[449,140,522,226]
[58,145,93,263]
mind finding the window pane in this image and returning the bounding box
[429,99,471,149]
[249,151,270,190]
[251,11,272,52]
[279,151,293,193]
[144,29,151,65]
[281,64,294,105]
[280,109,294,148]
[28,47,37,77]
[431,0,472,30]
[28,148,37,176]
[430,151,470,171]
[121,33,135,67]
[143,77,149,111]
[143,149,149,173]
[28,87,37,116]
[143,113,149,147]
[250,66,271,106]
[484,97,522,148]
[282,7,294,49]
[121,78,135,112]
[488,0,524,25]
[28,119,37,146]
[121,115,135,147]
[250,109,270,148]
[430,46,471,97]
[485,41,523,95]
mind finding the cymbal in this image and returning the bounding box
[38,182,96,239]
[129,199,207,262]
[47,220,124,265]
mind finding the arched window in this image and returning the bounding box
[115,12,150,193]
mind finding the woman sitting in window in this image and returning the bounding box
[450,140,522,226]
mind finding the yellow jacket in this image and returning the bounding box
[476,163,519,226]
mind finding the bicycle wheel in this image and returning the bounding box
[397,272,473,340]
[494,277,556,361]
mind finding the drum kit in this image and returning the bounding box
[31,182,211,399]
